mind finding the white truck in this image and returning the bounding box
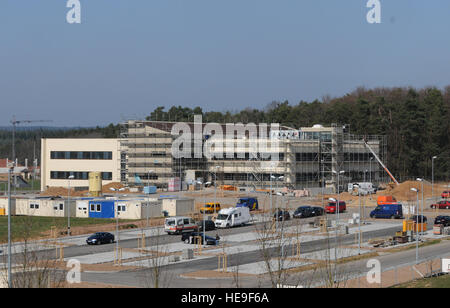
[215,207,251,228]
[348,182,376,195]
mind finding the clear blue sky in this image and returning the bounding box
[1,0,449,127]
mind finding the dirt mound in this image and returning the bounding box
[40,182,130,197]
[40,187,87,197]
[101,182,130,194]
[382,180,432,201]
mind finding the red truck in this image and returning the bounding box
[431,200,450,209]
[325,201,346,214]
[441,191,450,198]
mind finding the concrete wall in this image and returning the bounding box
[40,138,120,191]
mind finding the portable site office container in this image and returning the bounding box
[161,198,194,217]
[76,198,97,218]
[88,200,115,219]
[15,197,76,217]
[0,197,16,216]
[88,198,162,219]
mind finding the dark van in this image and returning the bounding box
[370,203,403,219]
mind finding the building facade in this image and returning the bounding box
[40,138,121,191]
[119,120,386,192]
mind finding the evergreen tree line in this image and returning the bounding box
[146,86,450,181]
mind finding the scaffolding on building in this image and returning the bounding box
[119,120,388,192]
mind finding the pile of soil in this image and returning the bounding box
[381,180,432,201]
[40,182,131,197]
[39,187,87,197]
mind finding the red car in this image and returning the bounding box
[431,200,450,209]
[442,191,450,198]
[325,201,346,214]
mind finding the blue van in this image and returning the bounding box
[236,197,259,211]
[370,203,403,219]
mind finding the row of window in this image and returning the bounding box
[50,171,113,180]
[51,151,113,160]
[211,153,285,161]
[89,204,126,212]
[29,203,64,210]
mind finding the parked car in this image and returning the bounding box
[325,201,346,214]
[181,232,220,245]
[293,206,314,219]
[311,206,325,217]
[273,210,290,221]
[410,215,427,223]
[86,232,115,245]
[200,203,221,214]
[370,203,403,219]
[441,191,450,198]
[236,197,259,211]
[434,216,450,227]
[431,200,450,209]
[196,219,216,231]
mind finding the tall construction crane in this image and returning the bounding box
[363,138,399,186]
[10,116,52,167]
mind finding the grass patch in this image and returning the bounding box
[0,216,133,243]
[388,239,442,253]
[392,273,450,288]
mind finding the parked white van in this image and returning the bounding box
[164,216,197,234]
[215,207,251,228]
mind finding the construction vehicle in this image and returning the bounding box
[363,139,399,186]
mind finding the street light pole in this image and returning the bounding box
[147,170,154,228]
[411,188,419,264]
[353,184,361,255]
[214,166,220,214]
[7,167,12,288]
[110,187,124,254]
[331,170,344,283]
[432,156,437,202]
[67,175,74,236]
[417,178,424,238]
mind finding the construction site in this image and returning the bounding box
[1,120,449,289]
[118,120,387,194]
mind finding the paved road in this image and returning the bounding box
[76,222,406,287]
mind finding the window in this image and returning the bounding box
[183,218,190,224]
[96,204,101,212]
[90,204,95,212]
[59,203,64,211]
[30,203,39,209]
[118,204,126,212]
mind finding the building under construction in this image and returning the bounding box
[119,120,387,193]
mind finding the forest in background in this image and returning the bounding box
[1,86,449,181]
